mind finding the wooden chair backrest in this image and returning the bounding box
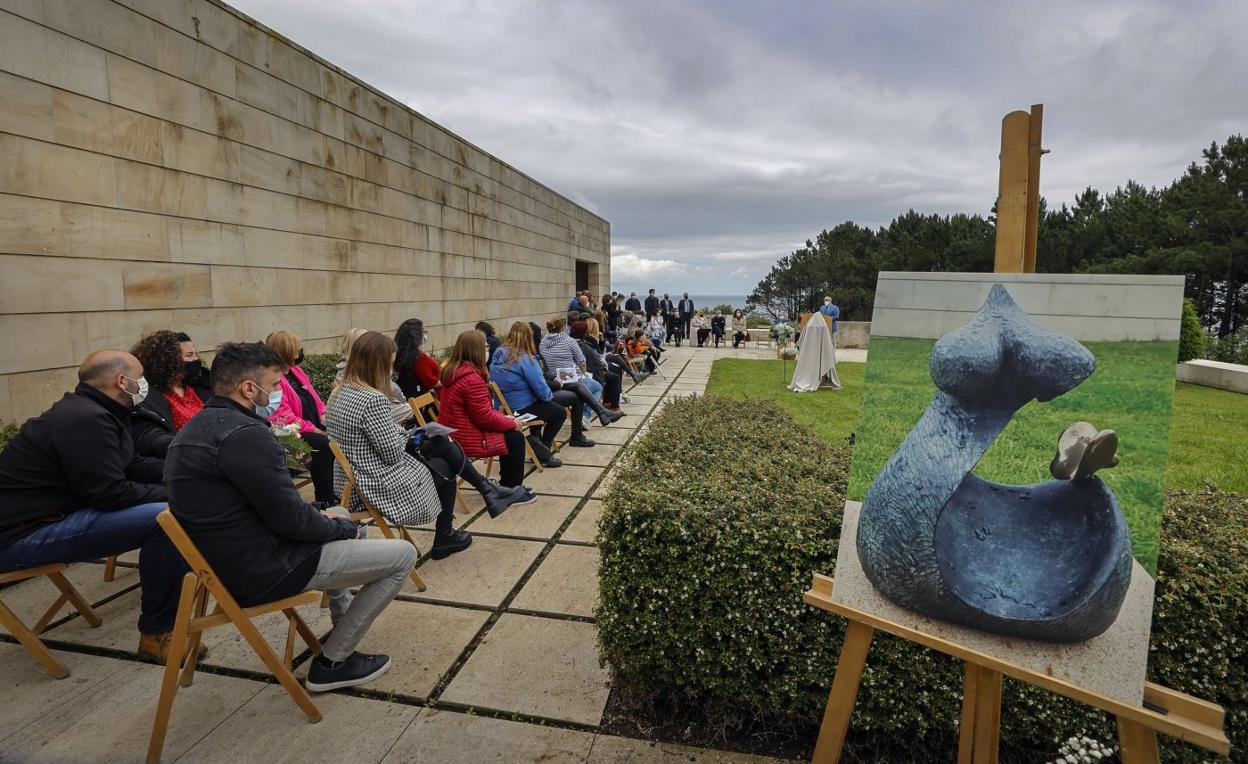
[327,441,359,510]
[488,381,515,415]
[407,393,439,426]
[156,510,230,599]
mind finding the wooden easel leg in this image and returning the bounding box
[957,664,1003,764]
[811,620,875,763]
[1117,716,1160,764]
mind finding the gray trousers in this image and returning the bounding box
[303,537,417,662]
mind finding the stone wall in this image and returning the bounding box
[0,0,609,424]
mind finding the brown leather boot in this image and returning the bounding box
[137,631,208,665]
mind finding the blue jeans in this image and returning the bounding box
[580,376,603,403]
[0,503,186,634]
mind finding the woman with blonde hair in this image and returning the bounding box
[326,332,527,560]
[265,329,334,503]
[334,328,410,425]
[436,330,538,498]
[490,322,592,455]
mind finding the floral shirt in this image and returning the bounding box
[163,387,205,431]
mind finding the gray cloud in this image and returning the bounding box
[231,0,1248,295]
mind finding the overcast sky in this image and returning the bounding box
[232,0,1247,298]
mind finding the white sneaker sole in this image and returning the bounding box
[305,657,392,692]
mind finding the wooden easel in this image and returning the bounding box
[805,105,1231,763]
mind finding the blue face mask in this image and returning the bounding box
[250,381,282,418]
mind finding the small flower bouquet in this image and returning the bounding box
[781,345,798,359]
[271,421,312,471]
[769,321,794,345]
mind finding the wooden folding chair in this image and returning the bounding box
[488,381,546,472]
[0,563,102,679]
[408,393,474,514]
[146,509,323,764]
[327,442,427,592]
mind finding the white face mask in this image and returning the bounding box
[824,298,832,305]
[249,380,282,418]
[122,375,149,405]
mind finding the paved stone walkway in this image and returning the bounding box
[0,342,838,763]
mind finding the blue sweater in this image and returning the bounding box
[819,302,840,331]
[489,348,553,412]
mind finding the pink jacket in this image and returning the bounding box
[269,365,327,434]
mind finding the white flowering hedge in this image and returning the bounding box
[597,396,1245,761]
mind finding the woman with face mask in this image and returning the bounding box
[265,330,336,504]
[394,318,441,399]
[130,329,209,458]
[175,332,213,402]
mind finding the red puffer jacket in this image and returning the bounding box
[436,363,516,458]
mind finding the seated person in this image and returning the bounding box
[327,332,523,550]
[177,332,213,401]
[265,330,336,504]
[645,311,665,348]
[0,350,187,664]
[335,328,412,425]
[475,321,501,358]
[731,310,749,348]
[531,322,619,428]
[571,320,622,410]
[628,330,661,373]
[710,311,727,347]
[394,318,440,399]
[436,330,538,498]
[131,329,208,458]
[538,316,623,425]
[490,323,588,456]
[166,342,416,692]
[692,311,710,347]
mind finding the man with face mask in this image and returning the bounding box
[0,350,188,663]
[165,342,417,692]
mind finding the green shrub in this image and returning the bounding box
[598,396,1245,761]
[0,421,18,452]
[1208,328,1248,365]
[1178,299,1207,362]
[301,352,340,401]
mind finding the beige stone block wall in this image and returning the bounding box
[0,0,609,424]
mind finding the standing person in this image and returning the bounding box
[130,330,209,459]
[394,319,440,399]
[263,330,336,504]
[166,341,417,691]
[678,293,695,340]
[335,328,413,425]
[605,295,622,331]
[659,294,681,346]
[0,350,187,664]
[731,310,749,348]
[819,295,840,334]
[436,330,538,498]
[624,291,641,312]
[644,288,660,317]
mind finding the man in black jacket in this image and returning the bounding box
[624,292,641,312]
[678,293,695,340]
[165,342,417,692]
[0,350,186,663]
[643,288,660,317]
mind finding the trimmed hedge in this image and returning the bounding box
[598,395,1245,761]
[1178,298,1207,362]
[0,421,18,452]
[302,352,340,401]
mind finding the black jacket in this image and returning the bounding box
[644,295,660,315]
[678,298,694,317]
[132,395,177,458]
[164,397,356,606]
[485,333,501,359]
[624,297,641,311]
[0,384,167,549]
[577,338,609,383]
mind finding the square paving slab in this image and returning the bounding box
[464,495,579,540]
[510,544,600,618]
[557,443,621,468]
[560,499,604,544]
[382,707,596,763]
[411,534,545,608]
[0,644,131,743]
[178,683,419,763]
[0,656,262,763]
[581,426,638,445]
[294,599,488,699]
[441,613,610,725]
[0,561,139,636]
[523,464,605,498]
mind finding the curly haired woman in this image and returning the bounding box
[130,329,208,458]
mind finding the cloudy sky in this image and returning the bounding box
[233,0,1247,298]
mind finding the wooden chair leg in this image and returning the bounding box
[394,525,428,591]
[178,592,211,689]
[811,620,874,763]
[283,612,298,668]
[454,486,471,514]
[220,601,320,723]
[483,456,494,479]
[146,573,198,764]
[47,571,102,627]
[103,555,117,582]
[32,591,72,634]
[522,434,544,472]
[0,598,69,679]
[289,609,322,656]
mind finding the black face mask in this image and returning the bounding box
[295,349,305,366]
[183,360,203,382]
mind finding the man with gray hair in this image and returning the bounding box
[0,349,188,664]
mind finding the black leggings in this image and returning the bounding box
[521,396,581,443]
[415,435,498,532]
[600,371,622,407]
[497,429,526,487]
[301,431,337,503]
[562,381,608,417]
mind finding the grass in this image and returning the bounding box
[706,347,1248,576]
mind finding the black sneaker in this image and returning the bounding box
[430,529,472,559]
[513,487,538,505]
[598,410,625,426]
[305,651,392,692]
[568,435,596,448]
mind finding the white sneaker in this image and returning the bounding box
[621,393,632,404]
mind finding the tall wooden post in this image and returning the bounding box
[993,104,1045,274]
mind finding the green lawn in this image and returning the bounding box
[707,352,1248,574]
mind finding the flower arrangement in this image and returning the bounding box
[769,321,794,345]
[781,345,798,359]
[271,421,312,471]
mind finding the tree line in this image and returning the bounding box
[747,134,1248,342]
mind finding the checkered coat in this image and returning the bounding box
[324,384,441,526]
